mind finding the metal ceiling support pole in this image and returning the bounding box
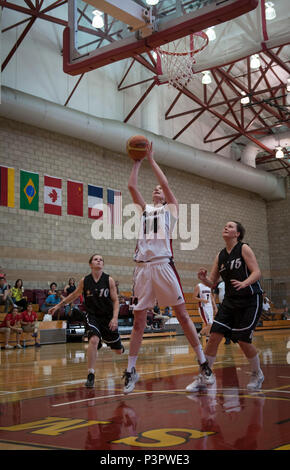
[215,134,242,154]
[264,49,290,75]
[117,59,136,90]
[176,84,275,155]
[216,68,290,128]
[64,73,85,106]
[2,17,37,71]
[165,91,183,119]
[173,109,206,140]
[124,80,156,123]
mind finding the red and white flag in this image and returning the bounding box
[44,175,62,216]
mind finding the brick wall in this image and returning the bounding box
[266,182,290,307]
[0,117,273,295]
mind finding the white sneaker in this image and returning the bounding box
[247,370,264,390]
[123,367,139,394]
[5,344,13,350]
[186,374,206,392]
[16,344,22,349]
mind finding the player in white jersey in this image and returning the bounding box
[122,142,214,394]
[193,282,217,341]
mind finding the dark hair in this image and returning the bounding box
[50,282,57,289]
[89,254,104,264]
[233,221,245,241]
[14,279,23,288]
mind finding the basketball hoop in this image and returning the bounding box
[154,32,209,88]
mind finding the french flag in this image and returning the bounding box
[44,175,62,216]
[107,188,122,225]
[88,184,103,219]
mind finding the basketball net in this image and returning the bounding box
[154,32,208,88]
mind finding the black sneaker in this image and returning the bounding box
[85,373,95,388]
[199,360,215,385]
[122,367,139,394]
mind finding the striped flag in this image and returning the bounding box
[107,188,122,225]
[67,180,83,217]
[20,170,39,211]
[0,166,15,207]
[44,175,62,216]
[88,184,103,219]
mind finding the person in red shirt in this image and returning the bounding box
[21,303,40,347]
[1,306,23,348]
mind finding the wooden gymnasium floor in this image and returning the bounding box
[0,329,290,452]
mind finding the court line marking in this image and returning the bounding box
[51,384,290,408]
[0,362,223,396]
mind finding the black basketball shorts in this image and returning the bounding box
[85,313,123,350]
[210,293,262,343]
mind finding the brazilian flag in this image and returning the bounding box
[20,170,39,211]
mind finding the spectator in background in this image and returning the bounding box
[63,278,77,317]
[0,315,13,349]
[41,290,64,315]
[164,306,173,317]
[21,302,40,347]
[0,267,6,279]
[48,282,58,296]
[11,279,28,312]
[0,276,15,313]
[262,292,274,321]
[1,306,23,348]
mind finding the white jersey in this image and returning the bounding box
[198,283,214,325]
[198,283,213,311]
[134,204,177,263]
[217,281,225,304]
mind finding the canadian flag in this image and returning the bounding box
[44,175,62,215]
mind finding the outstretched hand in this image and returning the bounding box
[146,141,154,161]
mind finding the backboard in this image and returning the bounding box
[64,0,259,75]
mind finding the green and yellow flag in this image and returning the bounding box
[20,170,39,211]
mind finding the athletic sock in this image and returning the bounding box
[205,355,216,369]
[193,344,206,365]
[127,356,138,372]
[248,353,261,374]
[88,369,95,375]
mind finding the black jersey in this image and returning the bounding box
[83,272,113,317]
[218,241,262,298]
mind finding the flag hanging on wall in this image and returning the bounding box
[88,184,103,219]
[44,175,62,216]
[20,170,39,211]
[107,188,122,225]
[67,180,83,217]
[0,166,15,207]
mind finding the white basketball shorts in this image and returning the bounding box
[198,304,214,326]
[132,258,185,311]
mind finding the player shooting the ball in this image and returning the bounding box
[122,139,214,394]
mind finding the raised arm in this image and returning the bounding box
[128,160,146,211]
[198,255,220,289]
[146,143,178,214]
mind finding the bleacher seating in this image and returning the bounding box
[1,288,289,348]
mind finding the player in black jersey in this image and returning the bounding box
[186,221,264,392]
[49,254,124,388]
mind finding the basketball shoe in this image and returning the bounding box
[186,361,215,392]
[247,369,264,390]
[123,367,139,394]
[85,373,95,388]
